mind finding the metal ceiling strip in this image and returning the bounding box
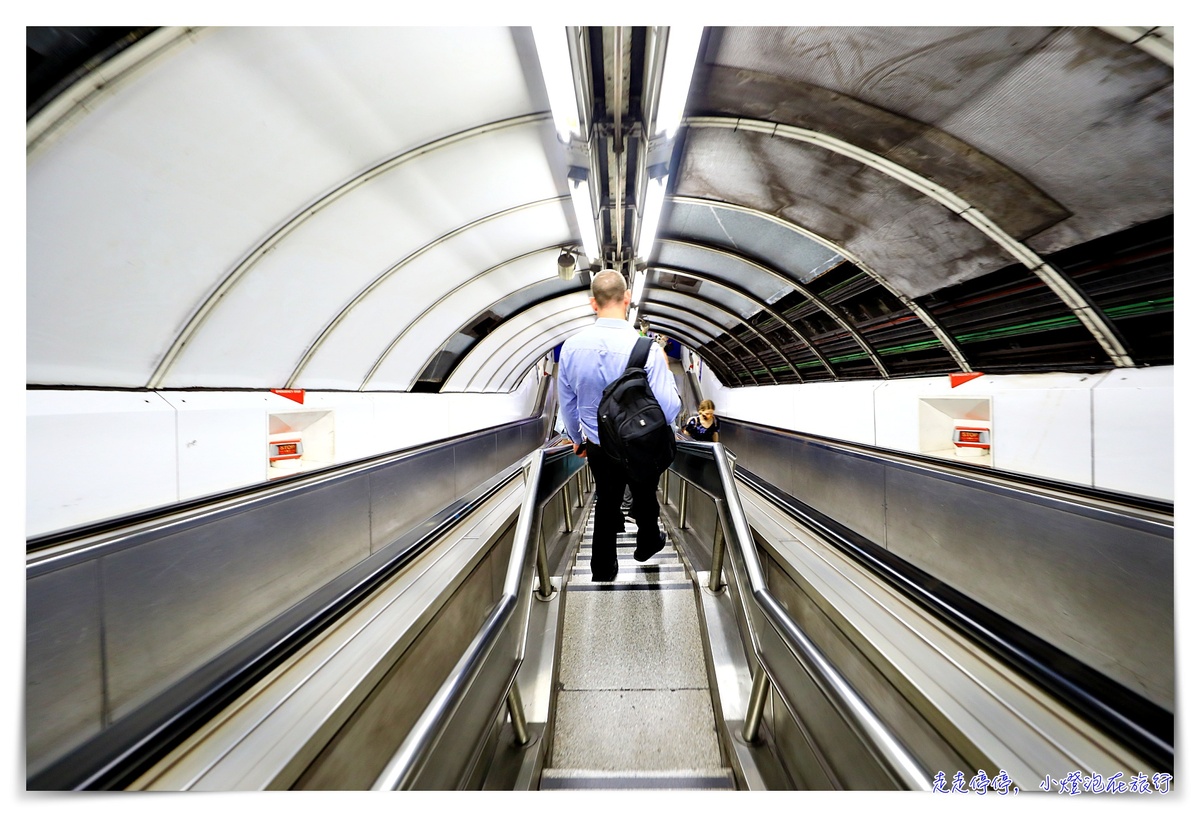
[283,195,568,389]
[145,112,553,389]
[647,295,781,385]
[432,279,590,393]
[685,116,1134,368]
[647,285,797,382]
[641,302,763,385]
[467,304,591,392]
[1097,27,1173,67]
[659,234,905,377]
[27,26,204,157]
[648,263,835,379]
[487,318,595,393]
[635,315,745,387]
[359,244,573,391]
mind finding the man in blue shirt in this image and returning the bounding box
[558,269,682,581]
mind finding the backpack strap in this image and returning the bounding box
[627,335,653,370]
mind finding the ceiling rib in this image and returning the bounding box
[651,263,837,379]
[361,243,574,391]
[683,115,1135,368]
[639,314,749,385]
[464,303,590,391]
[647,287,799,382]
[642,302,765,384]
[645,322,741,386]
[438,287,589,391]
[284,196,568,389]
[658,236,897,377]
[146,112,554,390]
[647,295,782,384]
[487,316,596,392]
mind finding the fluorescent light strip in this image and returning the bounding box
[631,269,647,305]
[655,26,704,138]
[570,178,600,261]
[532,27,581,141]
[636,175,668,260]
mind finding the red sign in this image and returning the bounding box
[949,372,984,388]
[271,389,305,404]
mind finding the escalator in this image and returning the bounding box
[27,419,1173,791]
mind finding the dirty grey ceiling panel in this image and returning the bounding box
[660,199,844,283]
[674,126,1014,297]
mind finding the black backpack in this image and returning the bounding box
[597,336,676,476]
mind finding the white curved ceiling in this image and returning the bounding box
[26,26,1174,393]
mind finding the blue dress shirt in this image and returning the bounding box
[557,317,682,448]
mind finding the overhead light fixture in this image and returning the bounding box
[532,27,582,142]
[568,167,601,262]
[635,167,669,261]
[557,250,577,280]
[654,26,705,139]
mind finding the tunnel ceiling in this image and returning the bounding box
[26,26,1173,394]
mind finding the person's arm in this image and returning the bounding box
[646,343,681,422]
[557,353,584,456]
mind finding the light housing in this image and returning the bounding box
[635,167,669,261]
[654,27,704,138]
[557,250,577,280]
[532,27,582,142]
[568,166,600,262]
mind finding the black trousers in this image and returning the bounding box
[584,441,662,576]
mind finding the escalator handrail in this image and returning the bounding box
[371,445,584,790]
[673,440,933,790]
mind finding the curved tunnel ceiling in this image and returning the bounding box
[26,26,1173,394]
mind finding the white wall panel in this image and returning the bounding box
[26,386,543,538]
[712,380,879,445]
[1093,367,1173,500]
[989,380,1095,485]
[26,391,178,535]
[159,392,277,501]
[698,362,1173,500]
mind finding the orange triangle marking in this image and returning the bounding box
[949,372,984,388]
[271,388,306,404]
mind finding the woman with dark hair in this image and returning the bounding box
[683,399,720,443]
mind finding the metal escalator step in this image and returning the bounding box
[539,768,737,790]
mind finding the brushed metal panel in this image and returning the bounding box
[770,686,833,789]
[368,448,458,551]
[103,476,373,719]
[884,465,1173,710]
[758,623,898,789]
[785,437,887,546]
[26,559,105,775]
[411,628,519,790]
[765,555,966,777]
[294,537,505,789]
[454,435,499,498]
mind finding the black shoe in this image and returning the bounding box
[591,562,619,581]
[634,532,666,562]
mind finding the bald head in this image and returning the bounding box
[590,269,628,308]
